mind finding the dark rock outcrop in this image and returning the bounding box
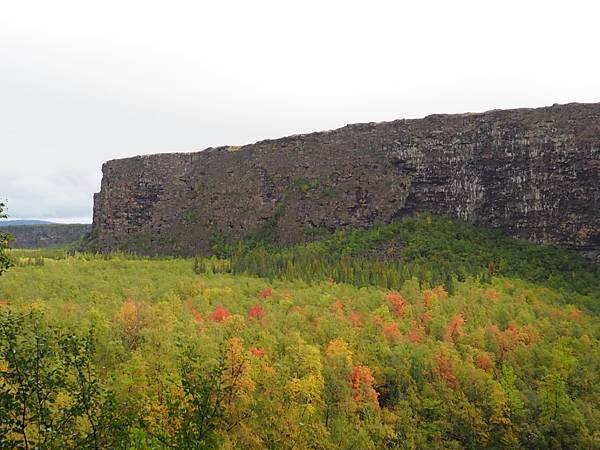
[1,224,92,249]
[91,103,600,261]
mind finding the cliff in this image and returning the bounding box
[91,102,600,261]
[1,224,92,249]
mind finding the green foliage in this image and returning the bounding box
[0,310,130,449]
[0,215,599,448]
[223,215,600,313]
[0,201,13,276]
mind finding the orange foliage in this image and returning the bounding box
[191,310,204,325]
[407,321,423,343]
[212,305,231,322]
[0,300,8,308]
[422,290,434,307]
[383,322,401,343]
[422,286,448,307]
[259,287,273,299]
[433,285,448,300]
[551,307,583,323]
[330,299,344,315]
[386,291,407,317]
[434,352,457,388]
[348,365,379,409]
[115,298,138,324]
[568,308,583,322]
[484,288,499,300]
[443,313,465,343]
[419,311,432,325]
[487,322,535,359]
[113,298,145,348]
[184,298,204,325]
[348,310,362,328]
[248,304,265,320]
[475,352,493,371]
[250,346,266,358]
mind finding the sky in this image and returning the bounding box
[1,0,599,223]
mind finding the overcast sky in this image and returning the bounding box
[1,0,599,223]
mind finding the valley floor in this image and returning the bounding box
[0,249,599,449]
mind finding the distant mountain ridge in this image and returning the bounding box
[0,220,55,226]
[1,224,92,248]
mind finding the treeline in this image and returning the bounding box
[200,215,600,313]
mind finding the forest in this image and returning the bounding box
[0,215,599,449]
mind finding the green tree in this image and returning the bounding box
[0,311,130,449]
[0,201,12,276]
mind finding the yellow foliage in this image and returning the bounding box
[325,338,353,367]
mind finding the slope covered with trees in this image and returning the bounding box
[0,216,599,449]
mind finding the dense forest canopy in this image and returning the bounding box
[0,216,598,449]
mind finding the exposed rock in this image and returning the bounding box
[91,103,600,261]
[1,224,92,249]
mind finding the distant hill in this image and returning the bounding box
[1,223,91,249]
[0,220,55,226]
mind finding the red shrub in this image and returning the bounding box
[443,313,465,343]
[250,346,266,358]
[348,310,362,328]
[386,291,407,317]
[348,365,380,408]
[259,287,273,299]
[330,299,344,315]
[184,298,204,325]
[434,352,457,388]
[212,305,231,322]
[383,322,401,343]
[248,304,266,320]
[407,321,423,343]
[475,352,493,371]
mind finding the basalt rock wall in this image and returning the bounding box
[91,103,600,261]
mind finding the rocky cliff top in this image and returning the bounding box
[91,102,600,260]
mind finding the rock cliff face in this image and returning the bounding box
[1,224,92,249]
[91,103,600,261]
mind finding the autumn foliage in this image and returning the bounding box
[434,352,457,388]
[348,365,379,409]
[212,305,231,322]
[184,298,204,325]
[383,322,401,343]
[249,346,266,358]
[248,303,265,320]
[330,299,344,315]
[386,291,407,317]
[444,313,465,343]
[114,297,145,349]
[2,213,600,450]
[259,287,273,299]
[348,310,362,328]
[407,321,424,343]
[475,352,493,371]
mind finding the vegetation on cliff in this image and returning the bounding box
[211,216,600,313]
[0,216,599,448]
